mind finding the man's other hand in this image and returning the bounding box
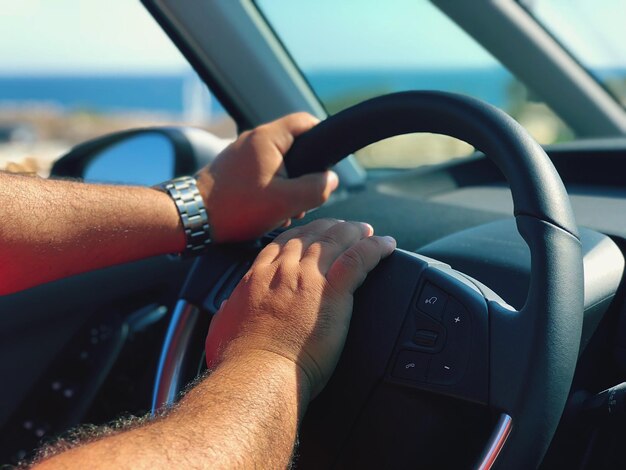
[196,113,339,243]
[205,219,396,398]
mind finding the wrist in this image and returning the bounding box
[218,346,313,413]
[195,170,227,243]
[151,187,188,253]
[194,170,214,210]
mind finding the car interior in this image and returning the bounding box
[2,1,626,468]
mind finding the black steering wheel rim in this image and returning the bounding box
[285,91,578,238]
[154,91,584,469]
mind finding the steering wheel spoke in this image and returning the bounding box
[383,251,490,406]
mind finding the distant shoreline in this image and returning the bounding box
[0,67,623,117]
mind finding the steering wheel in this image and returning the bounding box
[152,91,584,469]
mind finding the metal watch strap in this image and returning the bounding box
[158,176,211,256]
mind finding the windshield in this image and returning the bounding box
[520,0,626,108]
[256,0,574,169]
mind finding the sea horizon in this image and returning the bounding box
[0,66,623,117]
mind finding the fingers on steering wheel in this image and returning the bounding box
[326,235,396,294]
[265,112,320,155]
[303,221,374,273]
[275,171,338,214]
[255,218,341,264]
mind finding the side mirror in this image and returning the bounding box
[51,127,233,185]
[83,133,175,186]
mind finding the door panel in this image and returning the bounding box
[0,256,192,461]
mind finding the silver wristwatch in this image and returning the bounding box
[157,176,212,256]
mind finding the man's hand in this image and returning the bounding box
[206,219,396,397]
[0,113,338,295]
[195,112,339,243]
[29,218,395,468]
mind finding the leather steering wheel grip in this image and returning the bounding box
[284,91,577,238]
[283,91,584,469]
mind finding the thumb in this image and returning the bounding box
[278,170,339,213]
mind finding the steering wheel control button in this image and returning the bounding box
[393,350,429,382]
[416,283,448,320]
[414,330,438,348]
[413,314,445,353]
[427,299,471,386]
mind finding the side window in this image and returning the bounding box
[0,1,236,177]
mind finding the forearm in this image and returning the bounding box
[0,172,185,295]
[35,350,309,469]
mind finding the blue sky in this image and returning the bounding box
[0,0,623,75]
[0,0,187,74]
[258,0,626,70]
[258,0,498,70]
[528,0,626,69]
